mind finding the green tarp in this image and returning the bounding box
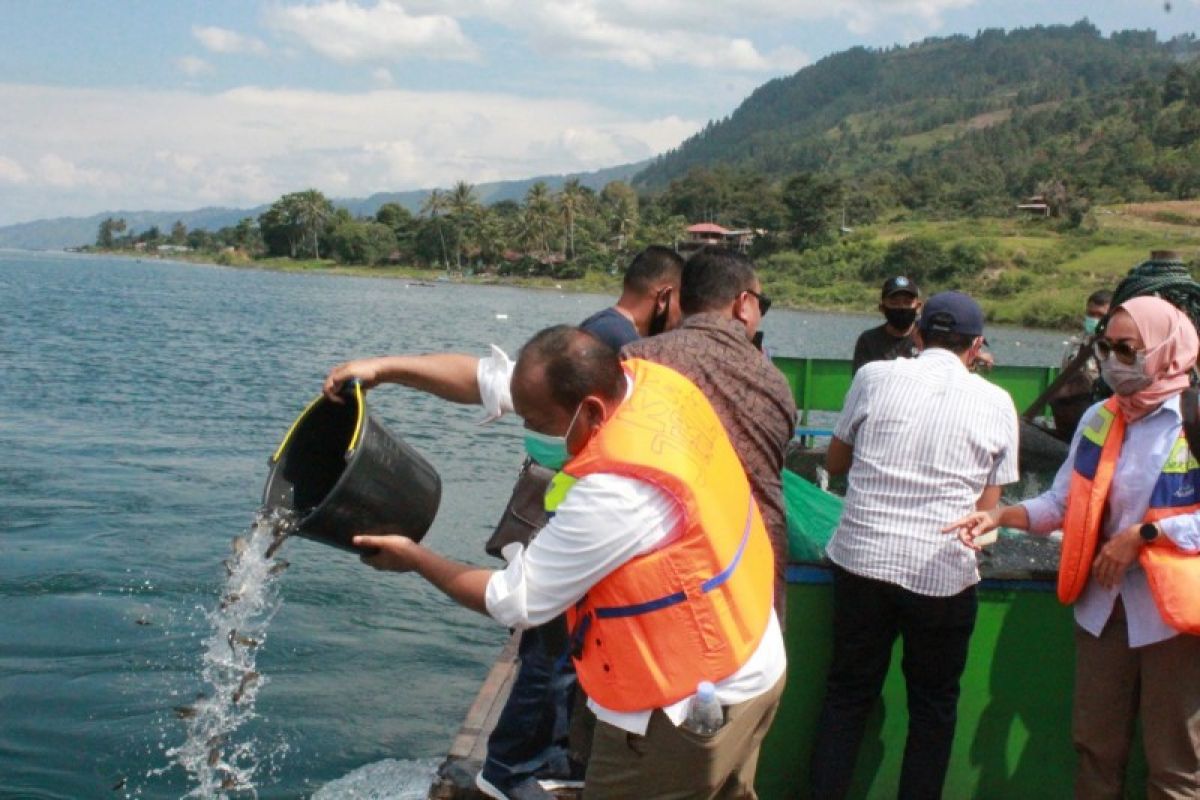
[783,467,843,562]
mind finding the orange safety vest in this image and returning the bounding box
[1061,397,1200,634]
[558,358,774,712]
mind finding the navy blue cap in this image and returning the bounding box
[881,275,919,298]
[919,291,985,337]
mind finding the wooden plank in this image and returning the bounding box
[428,630,582,799]
[448,631,521,761]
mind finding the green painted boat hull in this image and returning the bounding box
[755,355,1154,797]
[771,356,1062,419]
[755,566,1148,799]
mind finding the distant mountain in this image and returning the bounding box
[633,21,1199,206]
[0,206,269,252]
[337,160,648,218]
[0,160,647,251]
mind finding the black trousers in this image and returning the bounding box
[809,565,978,800]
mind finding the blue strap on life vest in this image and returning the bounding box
[592,494,754,620]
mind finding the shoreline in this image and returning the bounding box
[79,248,630,299]
[65,247,1040,324]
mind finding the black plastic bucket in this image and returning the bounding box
[262,383,441,552]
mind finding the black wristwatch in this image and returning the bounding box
[1139,522,1160,543]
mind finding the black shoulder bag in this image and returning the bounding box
[483,458,555,559]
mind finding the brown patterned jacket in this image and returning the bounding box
[623,312,797,621]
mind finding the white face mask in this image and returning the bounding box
[1100,351,1152,396]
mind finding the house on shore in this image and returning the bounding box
[1016,195,1051,217]
[678,222,755,255]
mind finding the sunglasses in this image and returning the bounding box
[1093,337,1141,365]
[745,289,772,316]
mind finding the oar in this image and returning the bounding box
[1021,338,1095,422]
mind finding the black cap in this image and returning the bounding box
[882,275,919,299]
[919,291,985,337]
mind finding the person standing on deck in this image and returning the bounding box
[1049,289,1112,437]
[322,248,683,800]
[327,248,795,795]
[851,276,922,374]
[577,245,684,346]
[354,326,787,800]
[623,248,796,621]
[948,296,1200,800]
[810,291,1019,800]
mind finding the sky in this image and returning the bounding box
[0,0,1196,226]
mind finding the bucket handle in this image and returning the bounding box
[269,379,366,464]
[344,380,365,455]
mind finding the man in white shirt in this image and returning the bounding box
[353,326,786,800]
[810,292,1019,800]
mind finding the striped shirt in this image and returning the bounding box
[828,348,1020,596]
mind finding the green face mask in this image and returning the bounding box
[524,429,569,470]
[1083,316,1101,336]
[522,404,583,470]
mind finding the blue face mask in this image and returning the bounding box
[1083,316,1101,336]
[523,404,583,470]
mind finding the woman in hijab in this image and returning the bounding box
[948,296,1200,799]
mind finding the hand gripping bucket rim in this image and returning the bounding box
[262,382,441,552]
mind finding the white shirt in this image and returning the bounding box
[1021,395,1200,648]
[485,472,786,735]
[828,348,1020,596]
[477,346,515,421]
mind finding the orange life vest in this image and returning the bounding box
[1061,397,1200,634]
[559,358,775,712]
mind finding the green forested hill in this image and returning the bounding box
[635,21,1200,217]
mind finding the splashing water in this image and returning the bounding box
[163,507,298,797]
[311,758,440,800]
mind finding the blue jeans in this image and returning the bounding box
[483,616,577,787]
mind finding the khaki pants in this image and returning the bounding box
[1073,603,1200,800]
[583,676,785,800]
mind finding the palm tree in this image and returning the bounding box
[600,181,638,253]
[522,181,556,256]
[291,189,333,259]
[421,189,450,268]
[447,180,479,269]
[474,209,507,267]
[558,178,586,261]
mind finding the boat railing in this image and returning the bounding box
[771,356,1061,428]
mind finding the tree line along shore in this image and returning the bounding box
[85,190,1199,331]
[83,24,1200,330]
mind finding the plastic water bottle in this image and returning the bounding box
[683,681,724,735]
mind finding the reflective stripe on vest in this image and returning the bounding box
[1062,397,1200,633]
[558,358,774,712]
[543,472,577,519]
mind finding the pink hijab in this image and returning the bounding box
[1113,296,1200,420]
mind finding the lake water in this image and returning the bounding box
[0,251,1073,798]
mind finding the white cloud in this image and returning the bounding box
[371,67,395,87]
[398,0,978,70]
[192,26,269,56]
[0,156,29,185]
[175,56,214,77]
[37,154,106,189]
[520,3,797,72]
[240,0,978,73]
[266,1,478,63]
[462,0,809,72]
[0,82,700,224]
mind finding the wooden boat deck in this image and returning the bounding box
[428,631,581,800]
